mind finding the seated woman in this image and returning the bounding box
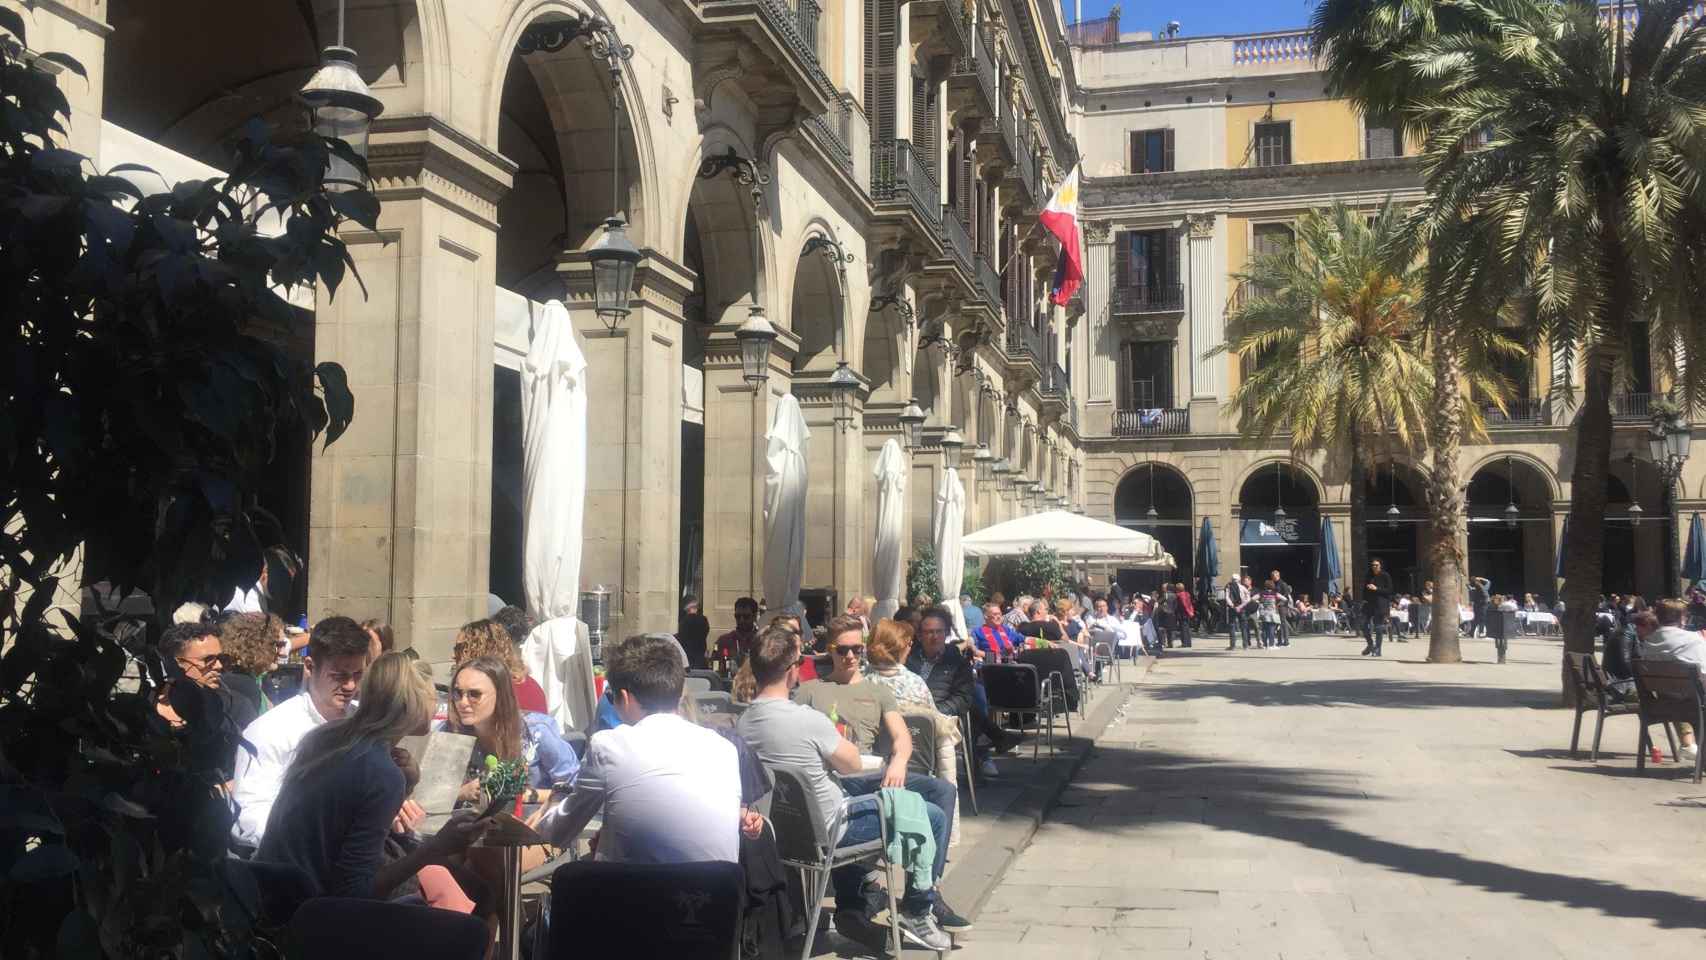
[440,657,579,806]
[257,653,488,900]
[452,619,549,716]
[862,619,962,835]
[220,612,285,717]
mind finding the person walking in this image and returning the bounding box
[1270,570,1294,647]
[1173,583,1196,649]
[1468,576,1491,638]
[1227,576,1255,649]
[1256,580,1283,649]
[1362,560,1394,657]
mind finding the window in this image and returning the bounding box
[1364,117,1402,159]
[1253,121,1291,167]
[1120,341,1174,411]
[1128,128,1175,174]
[1113,229,1180,311]
[1251,222,1294,260]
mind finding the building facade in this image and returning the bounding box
[1071,19,1704,603]
[20,1,1701,657]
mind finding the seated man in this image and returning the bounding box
[971,602,1020,663]
[738,627,956,951]
[908,607,1016,773]
[231,616,398,847]
[1640,599,1705,764]
[539,634,746,862]
[715,597,760,667]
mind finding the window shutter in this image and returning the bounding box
[912,69,936,176]
[958,138,973,225]
[1164,230,1179,288]
[1129,131,1140,173]
[1163,128,1175,172]
[865,0,898,143]
[1114,231,1131,287]
[1117,342,1132,409]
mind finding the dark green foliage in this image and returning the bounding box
[0,18,375,958]
[906,547,942,606]
[1014,545,1066,600]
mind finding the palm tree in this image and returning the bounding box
[1213,202,1436,610]
[1340,0,1706,677]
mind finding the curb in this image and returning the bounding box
[941,656,1156,919]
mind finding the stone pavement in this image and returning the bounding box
[956,631,1706,959]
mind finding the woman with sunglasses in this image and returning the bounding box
[440,657,578,806]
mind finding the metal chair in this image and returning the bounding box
[1088,624,1121,685]
[980,663,1054,761]
[1633,660,1706,783]
[957,711,979,815]
[684,676,713,696]
[691,690,743,721]
[1563,652,1639,761]
[765,765,904,960]
[546,860,744,960]
[686,668,730,693]
[1019,647,1077,738]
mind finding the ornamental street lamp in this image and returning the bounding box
[827,360,860,428]
[941,427,964,463]
[300,2,384,192]
[1648,410,1692,589]
[734,307,778,385]
[1503,455,1519,529]
[973,443,993,483]
[899,399,927,451]
[588,217,642,333]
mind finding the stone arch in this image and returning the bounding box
[1114,461,1196,588]
[679,126,772,327]
[1464,451,1561,504]
[1233,458,1327,509]
[788,225,848,375]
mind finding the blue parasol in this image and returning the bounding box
[1195,516,1219,597]
[1684,513,1705,588]
[1317,517,1342,596]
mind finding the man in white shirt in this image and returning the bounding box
[539,634,745,863]
[229,616,375,847]
[1641,599,1706,763]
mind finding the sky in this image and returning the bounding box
[1067,0,1322,37]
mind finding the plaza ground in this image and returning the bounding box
[956,631,1706,959]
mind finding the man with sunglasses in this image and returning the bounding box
[156,621,259,736]
[738,625,956,951]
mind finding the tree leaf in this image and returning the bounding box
[0,7,24,43]
[329,189,380,231]
[314,362,354,449]
[10,843,79,883]
[38,51,86,80]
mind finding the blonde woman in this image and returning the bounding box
[863,619,963,844]
[257,653,488,899]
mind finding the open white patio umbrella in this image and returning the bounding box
[518,300,595,732]
[871,438,906,621]
[763,393,810,618]
[934,466,967,636]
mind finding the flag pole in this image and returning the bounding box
[996,219,1047,278]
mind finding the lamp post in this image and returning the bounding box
[900,399,927,452]
[300,1,384,191]
[587,218,643,334]
[973,443,993,483]
[941,427,965,464]
[1650,409,1693,592]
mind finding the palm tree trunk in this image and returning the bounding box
[1426,333,1464,663]
[1349,426,1368,609]
[1562,353,1616,674]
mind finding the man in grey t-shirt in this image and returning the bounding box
[736,627,955,951]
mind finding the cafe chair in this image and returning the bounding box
[980,663,1054,761]
[547,860,744,960]
[1632,660,1706,784]
[1563,652,1638,762]
[288,896,489,960]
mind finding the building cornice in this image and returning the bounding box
[1083,157,1424,215]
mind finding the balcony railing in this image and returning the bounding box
[1480,397,1546,427]
[872,139,942,229]
[1015,133,1039,200]
[940,205,973,276]
[1232,31,1313,67]
[1613,392,1657,422]
[804,97,853,175]
[1006,322,1043,365]
[795,0,821,55]
[933,4,969,55]
[975,254,1001,306]
[1111,283,1185,314]
[951,25,999,113]
[1113,408,1190,437]
[1041,362,1069,398]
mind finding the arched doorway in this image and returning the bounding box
[1238,462,1322,595]
[1115,463,1192,594]
[1363,463,1430,594]
[790,236,849,596]
[1467,457,1556,601]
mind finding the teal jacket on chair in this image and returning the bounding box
[877,786,935,893]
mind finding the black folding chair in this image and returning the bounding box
[980,663,1054,761]
[1019,648,1077,738]
[1633,660,1706,783]
[957,711,979,815]
[1564,652,1638,761]
[547,860,744,960]
[288,896,489,960]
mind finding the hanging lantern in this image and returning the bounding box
[1386,504,1400,529]
[1273,503,1288,522]
[1502,501,1519,529]
[588,217,643,334]
[827,360,861,428]
[899,399,927,451]
[941,428,965,462]
[734,307,779,384]
[973,444,994,483]
[1628,500,1644,527]
[300,45,384,191]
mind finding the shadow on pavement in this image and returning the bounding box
[1070,744,1706,930]
[1136,677,1557,710]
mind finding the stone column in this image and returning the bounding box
[796,371,866,607]
[557,253,694,640]
[309,116,513,660]
[1185,212,1222,433]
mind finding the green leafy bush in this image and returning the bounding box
[906,547,942,606]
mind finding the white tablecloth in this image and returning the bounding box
[1518,611,1557,626]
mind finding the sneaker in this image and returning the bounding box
[1360,647,1372,656]
[899,911,952,951]
[1683,743,1699,764]
[933,898,974,932]
[979,757,999,778]
[834,909,892,955]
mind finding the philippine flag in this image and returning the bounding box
[1041,167,1083,306]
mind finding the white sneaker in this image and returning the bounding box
[979,757,999,778]
[1683,744,1699,763]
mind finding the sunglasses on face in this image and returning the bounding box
[176,654,222,673]
[451,688,486,703]
[834,645,865,657]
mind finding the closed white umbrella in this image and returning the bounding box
[934,466,967,636]
[518,300,595,732]
[763,394,810,618]
[871,438,907,621]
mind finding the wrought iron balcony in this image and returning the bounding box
[1040,362,1069,398]
[975,254,1001,307]
[697,0,836,112]
[1111,283,1185,315]
[872,139,942,230]
[795,0,821,53]
[803,97,854,176]
[1612,392,1657,422]
[1005,321,1044,366]
[940,204,973,277]
[1480,397,1547,427]
[1113,408,1190,437]
[949,24,999,116]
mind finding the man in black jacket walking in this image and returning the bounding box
[1362,560,1395,657]
[1225,576,1253,649]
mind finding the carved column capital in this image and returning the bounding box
[1184,212,1218,239]
[1083,219,1112,245]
